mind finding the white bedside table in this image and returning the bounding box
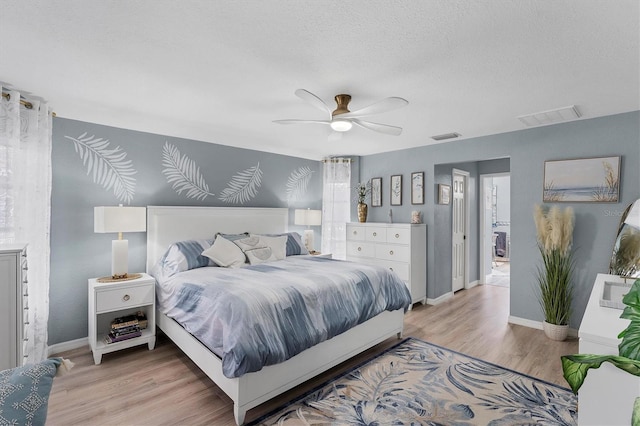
[88,273,156,365]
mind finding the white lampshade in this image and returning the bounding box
[294,209,322,227]
[94,206,147,233]
[94,206,146,279]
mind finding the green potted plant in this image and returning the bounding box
[533,204,575,340]
[561,278,640,424]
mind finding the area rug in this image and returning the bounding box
[250,337,577,425]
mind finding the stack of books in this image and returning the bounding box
[104,311,147,344]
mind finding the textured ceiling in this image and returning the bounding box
[1,1,638,160]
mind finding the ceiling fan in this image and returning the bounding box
[274,89,408,136]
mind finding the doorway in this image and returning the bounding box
[480,173,510,287]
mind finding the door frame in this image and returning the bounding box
[452,169,470,291]
[479,172,510,283]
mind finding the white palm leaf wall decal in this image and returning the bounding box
[219,163,263,204]
[64,133,137,204]
[161,142,214,201]
[286,166,314,203]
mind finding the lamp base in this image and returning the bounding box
[303,229,315,252]
[96,273,142,283]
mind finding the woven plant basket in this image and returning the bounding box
[543,321,569,341]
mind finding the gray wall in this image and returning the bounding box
[50,118,322,345]
[359,111,640,328]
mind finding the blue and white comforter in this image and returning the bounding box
[155,256,411,378]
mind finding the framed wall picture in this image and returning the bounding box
[543,156,620,202]
[411,172,424,204]
[438,184,451,205]
[390,175,402,206]
[370,177,382,207]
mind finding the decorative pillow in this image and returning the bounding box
[250,234,287,260]
[151,239,215,280]
[217,232,249,242]
[266,232,309,256]
[202,235,247,268]
[234,235,283,265]
[0,357,69,426]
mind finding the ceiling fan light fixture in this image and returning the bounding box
[330,119,353,132]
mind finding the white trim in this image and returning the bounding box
[427,292,453,305]
[47,337,88,357]
[466,279,479,289]
[508,316,578,338]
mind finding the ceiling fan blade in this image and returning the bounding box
[352,119,403,136]
[338,97,408,119]
[294,89,332,117]
[273,119,331,126]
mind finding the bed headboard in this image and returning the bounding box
[146,206,289,272]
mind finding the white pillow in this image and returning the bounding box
[201,235,246,268]
[244,247,278,265]
[251,234,287,261]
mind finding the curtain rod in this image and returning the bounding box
[1,92,56,117]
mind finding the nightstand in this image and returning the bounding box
[88,273,156,365]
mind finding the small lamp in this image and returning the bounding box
[94,205,147,280]
[294,208,322,253]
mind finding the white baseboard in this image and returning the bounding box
[508,316,578,338]
[427,292,453,305]
[48,337,88,357]
[466,280,479,289]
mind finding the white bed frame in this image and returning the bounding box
[146,206,405,425]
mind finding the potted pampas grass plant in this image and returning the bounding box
[533,204,575,341]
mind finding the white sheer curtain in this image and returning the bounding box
[321,157,351,260]
[0,86,53,363]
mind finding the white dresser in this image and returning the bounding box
[578,273,639,425]
[0,244,28,370]
[346,222,427,307]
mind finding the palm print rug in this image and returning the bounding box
[250,337,577,425]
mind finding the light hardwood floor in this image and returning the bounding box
[47,284,578,425]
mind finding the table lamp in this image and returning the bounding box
[94,205,146,280]
[294,208,322,253]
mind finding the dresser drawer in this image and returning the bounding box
[365,226,387,243]
[346,241,375,258]
[346,225,367,241]
[375,244,410,262]
[386,227,411,245]
[378,260,410,281]
[96,284,154,312]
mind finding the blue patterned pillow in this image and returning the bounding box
[0,358,62,426]
[151,239,215,281]
[265,232,309,256]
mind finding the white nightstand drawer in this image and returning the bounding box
[96,284,154,312]
[386,227,411,245]
[365,226,387,242]
[346,225,366,241]
[346,241,375,258]
[375,244,410,262]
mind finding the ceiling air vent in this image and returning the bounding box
[517,105,581,127]
[431,132,461,141]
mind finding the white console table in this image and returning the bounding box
[578,273,639,425]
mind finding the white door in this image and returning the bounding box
[452,172,466,292]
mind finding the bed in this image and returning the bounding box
[146,206,408,425]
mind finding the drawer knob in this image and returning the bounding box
[395,233,399,238]
[389,267,394,271]
[373,232,377,237]
[353,231,357,235]
[122,294,130,302]
[389,250,394,255]
[357,247,362,252]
